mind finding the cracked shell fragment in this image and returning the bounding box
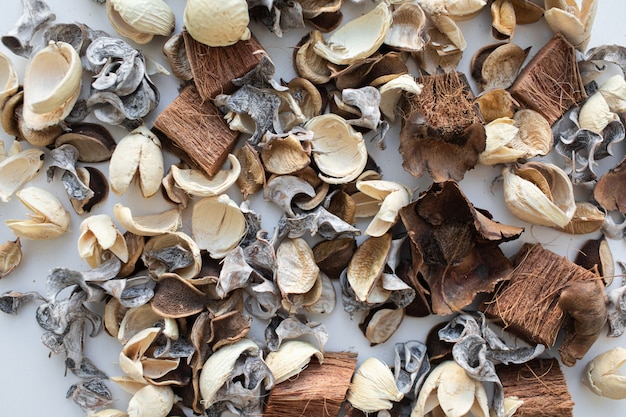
[305,113,367,184]
[107,0,175,45]
[109,125,164,198]
[346,357,403,413]
[544,0,597,51]
[113,204,181,237]
[78,214,129,267]
[0,147,44,202]
[347,233,392,302]
[313,2,392,65]
[6,187,70,240]
[191,195,247,259]
[22,40,82,130]
[183,0,250,47]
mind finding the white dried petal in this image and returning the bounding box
[0,51,19,106]
[191,195,247,259]
[78,214,129,267]
[127,384,174,417]
[579,91,618,134]
[184,0,250,47]
[113,204,181,237]
[379,74,423,122]
[584,347,626,399]
[171,154,240,197]
[265,340,323,384]
[6,187,70,240]
[276,237,320,295]
[357,180,412,237]
[544,0,597,51]
[347,357,403,413]
[480,117,525,165]
[599,74,626,113]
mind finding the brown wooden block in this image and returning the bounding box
[509,33,586,125]
[183,30,265,100]
[264,351,358,417]
[153,84,239,177]
[497,358,574,417]
[482,243,598,347]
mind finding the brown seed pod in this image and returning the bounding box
[151,273,207,318]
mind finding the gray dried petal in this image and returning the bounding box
[35,291,102,336]
[242,231,276,277]
[279,206,361,240]
[41,330,65,354]
[265,175,315,217]
[232,54,285,91]
[244,278,281,319]
[1,0,56,58]
[217,246,255,298]
[47,144,94,202]
[342,86,383,131]
[265,314,328,352]
[43,22,103,57]
[147,244,194,272]
[394,340,429,398]
[603,214,626,240]
[84,36,137,73]
[92,53,144,96]
[64,319,107,378]
[0,290,44,315]
[153,337,195,359]
[66,378,113,413]
[88,78,159,127]
[585,45,626,76]
[65,98,90,123]
[340,267,377,315]
[607,283,626,337]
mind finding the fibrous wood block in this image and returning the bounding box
[264,351,358,417]
[509,33,586,125]
[153,84,238,177]
[482,243,598,346]
[183,30,265,100]
[497,358,574,417]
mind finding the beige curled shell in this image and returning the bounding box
[54,123,117,163]
[472,43,529,91]
[313,2,393,65]
[109,125,164,198]
[578,91,618,134]
[544,0,597,51]
[0,51,18,106]
[362,306,405,346]
[191,195,247,259]
[171,154,241,197]
[411,360,489,417]
[379,74,423,122]
[6,186,70,240]
[259,130,312,175]
[583,346,626,399]
[78,214,129,267]
[0,238,22,278]
[305,114,367,184]
[294,31,332,85]
[0,147,44,202]
[199,338,260,409]
[511,109,553,156]
[118,304,178,345]
[502,162,576,228]
[22,41,82,131]
[480,117,525,165]
[598,74,626,113]
[265,340,323,384]
[127,384,175,417]
[346,357,403,413]
[113,203,181,237]
[347,233,392,302]
[356,180,412,237]
[107,0,175,44]
[142,231,202,279]
[556,201,605,235]
[183,0,250,47]
[383,2,428,52]
[275,237,320,296]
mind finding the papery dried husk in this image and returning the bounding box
[385,3,428,53]
[260,130,312,175]
[360,305,405,346]
[313,2,392,65]
[118,232,144,278]
[142,231,202,279]
[266,340,323,384]
[294,31,332,85]
[276,237,320,296]
[544,0,597,51]
[415,26,463,75]
[70,166,109,214]
[305,271,336,314]
[299,0,342,19]
[512,0,545,23]
[106,0,175,45]
[480,117,525,165]
[313,237,357,279]
[332,52,408,91]
[151,273,206,318]
[475,89,518,123]
[347,233,392,302]
[207,310,252,351]
[127,384,174,417]
[324,189,356,224]
[292,166,330,211]
[305,113,367,184]
[163,32,192,81]
[78,214,129,267]
[0,147,44,202]
[379,74,423,123]
[184,0,250,47]
[511,109,553,156]
[578,90,619,134]
[6,186,70,240]
[234,143,265,200]
[113,204,181,237]
[54,123,116,163]
[472,42,529,91]
[594,156,626,214]
[491,0,516,39]
[555,202,605,235]
[191,195,247,259]
[1,89,23,136]
[171,154,241,197]
[346,357,403,413]
[0,51,18,107]
[0,238,22,278]
[1,0,56,58]
[264,174,316,216]
[286,77,324,121]
[357,180,412,237]
[118,304,178,345]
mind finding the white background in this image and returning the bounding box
[1,0,626,416]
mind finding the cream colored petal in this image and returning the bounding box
[127,385,174,417]
[265,340,323,384]
[276,237,320,295]
[78,214,129,266]
[114,203,181,236]
[6,187,70,240]
[191,195,246,259]
[579,92,618,133]
[171,154,240,197]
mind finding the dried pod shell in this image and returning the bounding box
[475,89,518,123]
[183,0,250,47]
[265,340,323,384]
[109,125,164,198]
[234,143,265,199]
[347,233,392,302]
[360,306,405,346]
[0,51,19,106]
[305,114,367,184]
[127,384,174,417]
[1,89,23,137]
[472,42,529,91]
[384,2,428,52]
[70,166,109,214]
[22,41,82,130]
[118,304,178,345]
[0,147,44,202]
[378,74,423,123]
[162,33,192,81]
[171,154,241,197]
[313,2,392,65]
[294,31,332,85]
[151,273,206,318]
[584,346,626,399]
[313,237,357,279]
[544,0,597,51]
[78,214,129,267]
[113,204,181,237]
[191,195,247,259]
[260,131,312,175]
[346,357,403,413]
[356,180,412,237]
[142,231,202,279]
[54,123,116,163]
[491,0,516,39]
[276,237,320,296]
[107,0,175,45]
[6,187,70,240]
[555,202,605,235]
[0,238,22,278]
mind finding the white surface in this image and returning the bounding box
[0,0,625,416]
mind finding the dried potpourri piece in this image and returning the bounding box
[6,186,71,240]
[574,236,615,285]
[47,144,94,203]
[346,357,404,414]
[471,42,530,92]
[399,181,523,315]
[1,0,56,58]
[417,0,487,51]
[399,72,486,182]
[248,0,305,38]
[0,238,22,278]
[0,143,44,202]
[383,2,428,53]
[265,340,323,384]
[184,0,251,47]
[594,155,626,213]
[54,122,116,163]
[490,0,544,41]
[544,0,597,51]
[265,314,328,352]
[105,0,175,45]
[583,347,626,400]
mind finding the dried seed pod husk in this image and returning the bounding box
[475,89,518,123]
[1,0,56,58]
[142,231,202,280]
[584,347,626,399]
[127,384,174,417]
[1,89,23,137]
[472,42,529,91]
[104,297,128,338]
[491,0,516,39]
[502,162,576,228]
[0,147,44,202]
[0,51,19,107]
[151,273,206,318]
[106,0,175,45]
[171,154,241,197]
[324,189,355,224]
[575,236,614,286]
[109,125,164,198]
[479,117,525,165]
[234,143,265,200]
[378,74,423,123]
[511,109,553,156]
[192,195,247,259]
[22,41,82,131]
[70,166,109,214]
[313,237,357,279]
[265,340,323,384]
[54,123,116,163]
[384,2,428,52]
[415,26,463,75]
[356,180,412,237]
[555,202,605,235]
[162,32,192,81]
[118,304,178,345]
[6,186,70,240]
[276,237,320,296]
[265,175,316,217]
[294,31,332,85]
[578,91,619,134]
[313,2,392,65]
[544,0,597,51]
[347,233,392,302]
[78,214,129,267]
[286,77,323,121]
[260,130,312,175]
[346,357,403,413]
[594,156,626,214]
[184,0,250,47]
[0,238,22,278]
[113,204,181,237]
[305,113,367,184]
[360,305,405,346]
[118,232,145,278]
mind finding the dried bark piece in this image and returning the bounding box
[263,351,357,417]
[153,84,239,177]
[183,30,264,100]
[508,33,586,125]
[482,243,599,347]
[496,358,574,417]
[399,72,485,182]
